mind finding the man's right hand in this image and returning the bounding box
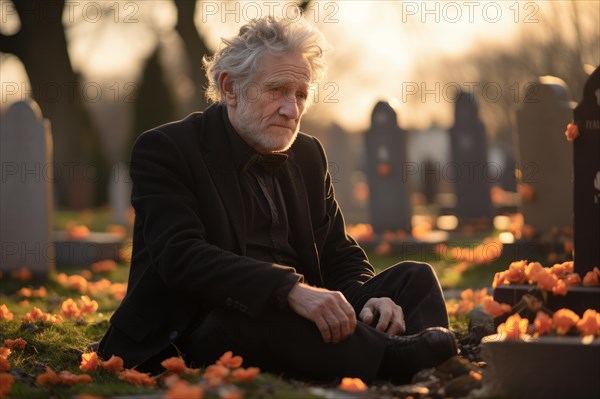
[287,283,357,344]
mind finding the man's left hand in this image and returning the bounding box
[359,297,406,335]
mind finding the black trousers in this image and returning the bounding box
[181,261,448,383]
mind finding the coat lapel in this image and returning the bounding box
[278,161,323,286]
[199,105,247,254]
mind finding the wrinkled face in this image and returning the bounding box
[228,52,312,154]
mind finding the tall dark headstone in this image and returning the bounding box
[364,101,411,233]
[573,66,600,274]
[449,91,493,223]
[515,77,574,235]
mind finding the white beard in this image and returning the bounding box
[234,100,300,153]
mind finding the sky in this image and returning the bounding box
[1,0,598,132]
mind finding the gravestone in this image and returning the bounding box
[573,65,600,274]
[515,77,574,235]
[109,162,132,225]
[448,91,493,224]
[0,100,54,277]
[325,123,354,216]
[364,101,411,234]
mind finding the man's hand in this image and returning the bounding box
[287,283,356,344]
[359,297,406,335]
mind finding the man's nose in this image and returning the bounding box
[279,96,300,119]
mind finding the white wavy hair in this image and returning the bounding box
[203,15,328,104]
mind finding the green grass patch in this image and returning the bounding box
[1,209,506,398]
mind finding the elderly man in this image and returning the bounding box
[99,16,457,383]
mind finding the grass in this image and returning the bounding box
[0,209,510,398]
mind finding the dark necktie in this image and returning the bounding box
[244,153,288,175]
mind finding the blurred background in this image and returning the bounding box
[1,0,598,214]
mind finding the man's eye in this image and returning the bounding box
[297,91,308,100]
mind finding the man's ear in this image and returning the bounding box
[218,72,237,106]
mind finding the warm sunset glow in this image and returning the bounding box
[1,1,598,132]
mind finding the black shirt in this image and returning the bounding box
[222,106,301,308]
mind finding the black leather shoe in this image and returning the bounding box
[378,327,458,383]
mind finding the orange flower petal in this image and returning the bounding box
[0,348,11,359]
[534,311,553,335]
[0,357,10,372]
[4,338,27,350]
[91,260,118,274]
[58,370,92,385]
[576,309,600,336]
[100,355,124,373]
[164,380,204,399]
[118,369,156,386]
[161,357,187,374]
[204,364,229,380]
[482,299,512,318]
[0,372,15,396]
[553,308,580,335]
[217,351,243,368]
[232,367,260,382]
[565,122,579,141]
[61,298,81,319]
[0,305,13,321]
[498,313,529,340]
[564,273,582,287]
[552,279,568,296]
[339,377,368,392]
[80,352,100,372]
[583,267,600,286]
[78,296,98,316]
[37,367,61,385]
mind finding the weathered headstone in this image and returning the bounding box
[573,65,600,274]
[364,101,411,234]
[407,125,453,206]
[515,77,574,236]
[325,123,354,215]
[0,100,54,277]
[109,162,132,225]
[449,91,493,223]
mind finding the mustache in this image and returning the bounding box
[270,118,297,130]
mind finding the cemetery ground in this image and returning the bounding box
[1,209,597,399]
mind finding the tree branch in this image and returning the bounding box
[0,31,21,56]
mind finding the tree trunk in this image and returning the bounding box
[174,0,211,111]
[0,0,102,209]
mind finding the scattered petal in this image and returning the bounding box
[91,260,117,274]
[553,308,580,335]
[101,355,124,373]
[0,373,15,396]
[4,338,27,350]
[37,367,61,385]
[164,379,204,399]
[0,305,13,321]
[497,314,529,340]
[232,367,260,382]
[161,357,187,374]
[0,357,10,372]
[583,267,600,286]
[576,309,600,336]
[80,352,100,372]
[118,369,156,386]
[339,377,368,392]
[57,370,92,385]
[565,122,579,141]
[217,351,243,369]
[534,311,553,335]
[482,299,512,318]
